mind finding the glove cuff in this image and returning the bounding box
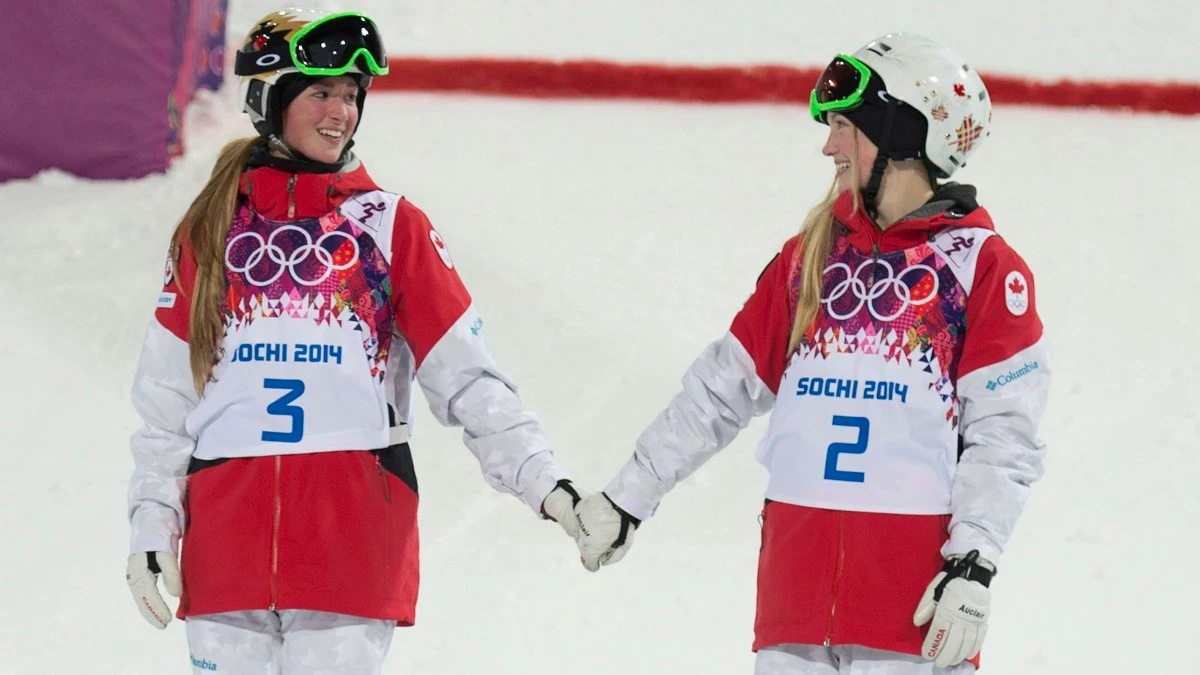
[555,479,581,505]
[540,479,581,520]
[602,493,641,526]
[940,549,996,588]
[601,492,640,548]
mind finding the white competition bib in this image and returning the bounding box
[187,193,402,460]
[752,232,984,515]
[756,349,957,514]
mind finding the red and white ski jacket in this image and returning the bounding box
[605,186,1050,655]
[127,160,567,623]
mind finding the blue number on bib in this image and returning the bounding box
[263,378,305,443]
[824,415,869,482]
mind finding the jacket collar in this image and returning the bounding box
[832,183,995,252]
[237,161,380,220]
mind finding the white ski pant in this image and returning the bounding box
[185,610,394,674]
[755,644,977,675]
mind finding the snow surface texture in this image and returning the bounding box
[1,2,1197,673]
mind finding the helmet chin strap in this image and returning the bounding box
[266,133,298,159]
[252,133,354,174]
[861,97,898,222]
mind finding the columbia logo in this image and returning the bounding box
[191,655,218,671]
[985,361,1038,392]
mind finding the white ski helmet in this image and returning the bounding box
[812,33,991,178]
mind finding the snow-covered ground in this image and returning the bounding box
[2,2,1197,672]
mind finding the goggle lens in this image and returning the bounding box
[293,14,389,76]
[810,55,872,122]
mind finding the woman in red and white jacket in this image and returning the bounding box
[125,9,582,674]
[574,33,1050,674]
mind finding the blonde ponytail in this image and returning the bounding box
[786,185,840,354]
[168,136,264,394]
[786,136,865,354]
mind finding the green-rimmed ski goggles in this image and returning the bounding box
[810,54,872,123]
[290,12,389,76]
[237,12,390,78]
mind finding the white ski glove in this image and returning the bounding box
[575,492,640,572]
[540,480,584,539]
[126,551,182,629]
[913,550,995,667]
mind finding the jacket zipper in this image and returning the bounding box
[286,174,297,219]
[269,455,281,610]
[758,501,768,551]
[824,512,846,646]
[376,455,392,503]
[376,454,392,573]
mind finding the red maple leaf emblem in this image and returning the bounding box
[954,83,966,97]
[1008,277,1025,294]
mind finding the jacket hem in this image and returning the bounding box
[179,595,415,627]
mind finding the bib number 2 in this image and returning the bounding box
[263,378,305,443]
[824,415,869,482]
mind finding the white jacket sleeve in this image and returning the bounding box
[128,320,199,555]
[943,237,1051,563]
[415,304,568,514]
[604,332,776,521]
[390,200,570,515]
[947,339,1050,562]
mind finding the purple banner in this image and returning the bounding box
[169,0,228,158]
[0,0,227,182]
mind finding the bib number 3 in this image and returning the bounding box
[824,415,869,482]
[263,378,305,443]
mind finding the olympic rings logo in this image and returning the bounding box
[821,259,939,321]
[225,226,359,286]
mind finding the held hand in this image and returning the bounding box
[575,492,640,572]
[540,480,584,539]
[126,551,182,629]
[913,550,995,667]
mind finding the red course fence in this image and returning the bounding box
[7,40,1194,183]
[372,57,1200,116]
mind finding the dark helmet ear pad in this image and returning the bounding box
[840,67,929,162]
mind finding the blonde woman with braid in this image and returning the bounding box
[124,9,583,673]
[573,33,1051,674]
